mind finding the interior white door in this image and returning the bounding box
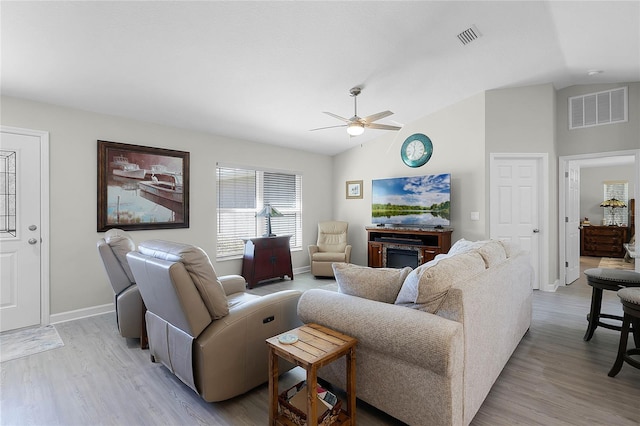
[565,161,581,284]
[490,157,541,289]
[0,130,42,331]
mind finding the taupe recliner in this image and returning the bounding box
[126,240,302,402]
[308,221,352,277]
[97,229,145,342]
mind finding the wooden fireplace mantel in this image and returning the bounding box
[366,226,453,268]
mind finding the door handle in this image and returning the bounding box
[29,225,38,231]
[28,238,38,245]
[533,229,540,233]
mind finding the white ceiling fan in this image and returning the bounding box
[310,87,402,136]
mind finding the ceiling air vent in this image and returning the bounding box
[457,25,482,45]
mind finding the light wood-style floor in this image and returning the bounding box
[1,257,639,425]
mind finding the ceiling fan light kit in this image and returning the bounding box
[311,86,402,137]
[347,122,365,136]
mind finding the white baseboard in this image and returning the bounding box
[294,265,311,275]
[50,303,115,325]
[50,268,315,324]
[541,279,559,292]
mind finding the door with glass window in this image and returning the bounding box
[0,129,42,331]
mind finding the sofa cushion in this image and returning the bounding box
[312,252,347,262]
[138,240,229,319]
[394,255,449,305]
[333,263,412,303]
[395,251,486,313]
[499,240,519,258]
[476,240,507,267]
[105,228,136,283]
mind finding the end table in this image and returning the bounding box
[266,323,357,426]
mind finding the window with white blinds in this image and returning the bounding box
[216,165,302,259]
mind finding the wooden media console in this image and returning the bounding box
[366,226,453,268]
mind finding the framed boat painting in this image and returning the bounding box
[97,140,190,231]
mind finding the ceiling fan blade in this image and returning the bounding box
[362,110,394,123]
[366,123,402,131]
[323,112,351,123]
[309,124,348,131]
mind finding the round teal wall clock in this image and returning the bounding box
[400,133,433,168]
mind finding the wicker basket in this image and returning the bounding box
[278,381,342,426]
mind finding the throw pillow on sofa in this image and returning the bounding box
[395,251,486,313]
[499,240,520,258]
[333,263,412,303]
[448,238,509,267]
[476,240,507,267]
[447,238,479,255]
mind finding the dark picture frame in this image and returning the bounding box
[97,140,190,231]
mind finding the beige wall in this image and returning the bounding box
[1,96,333,316]
[556,83,640,156]
[485,83,558,287]
[333,93,487,266]
[580,165,635,225]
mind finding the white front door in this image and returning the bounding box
[565,161,581,284]
[490,155,546,290]
[0,128,46,331]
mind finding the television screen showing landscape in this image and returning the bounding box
[372,174,450,226]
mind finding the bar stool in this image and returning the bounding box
[608,287,640,377]
[583,268,640,341]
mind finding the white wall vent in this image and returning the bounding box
[569,86,628,130]
[457,25,482,45]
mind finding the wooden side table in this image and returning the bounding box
[266,323,357,426]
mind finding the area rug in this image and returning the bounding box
[0,324,64,363]
[598,257,635,271]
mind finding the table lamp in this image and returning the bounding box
[600,198,626,225]
[256,204,283,237]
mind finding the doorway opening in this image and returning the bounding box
[559,149,640,287]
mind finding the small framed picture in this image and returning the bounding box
[346,180,363,199]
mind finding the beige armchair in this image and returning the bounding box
[97,229,145,342]
[308,221,352,277]
[126,240,302,402]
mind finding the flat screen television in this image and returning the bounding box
[372,173,450,227]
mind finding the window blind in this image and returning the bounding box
[216,165,302,259]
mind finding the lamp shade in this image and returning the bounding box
[256,204,283,218]
[600,198,627,208]
[256,204,283,237]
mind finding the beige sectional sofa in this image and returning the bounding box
[297,240,534,426]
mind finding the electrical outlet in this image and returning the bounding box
[470,212,480,221]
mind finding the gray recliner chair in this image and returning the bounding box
[308,221,352,277]
[97,228,145,343]
[126,239,302,402]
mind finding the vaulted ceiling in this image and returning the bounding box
[2,1,638,155]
